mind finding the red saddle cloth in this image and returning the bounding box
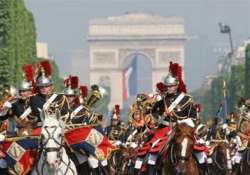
[137,127,172,156]
[193,144,208,152]
[31,127,41,136]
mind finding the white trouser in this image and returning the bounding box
[0,159,7,168]
[88,155,99,169]
[194,151,207,164]
[232,151,242,164]
[101,159,108,166]
[207,156,213,164]
[134,157,143,169]
[147,154,157,165]
[76,153,88,164]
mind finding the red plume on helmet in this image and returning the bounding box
[194,104,202,113]
[64,75,78,89]
[70,76,79,89]
[22,64,36,92]
[169,61,187,93]
[37,60,52,77]
[64,77,69,88]
[22,64,35,82]
[112,104,120,120]
[79,86,88,98]
[115,105,120,116]
[156,82,165,93]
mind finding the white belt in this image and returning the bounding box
[37,122,42,127]
[159,118,176,126]
[20,107,32,120]
[167,92,185,112]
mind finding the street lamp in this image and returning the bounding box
[218,22,234,55]
[218,23,234,74]
[218,22,234,121]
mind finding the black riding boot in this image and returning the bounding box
[91,168,100,175]
[134,168,140,175]
[0,168,7,175]
[147,164,155,175]
[77,162,91,175]
[199,163,208,175]
[232,163,240,175]
[100,165,109,175]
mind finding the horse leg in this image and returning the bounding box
[99,161,109,175]
[146,153,158,175]
[0,168,8,175]
[77,162,91,175]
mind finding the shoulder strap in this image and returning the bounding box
[167,92,185,112]
[43,94,58,111]
[71,105,84,119]
[19,107,32,120]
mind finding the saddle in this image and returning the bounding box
[137,127,173,156]
[193,144,208,152]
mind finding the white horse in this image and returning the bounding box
[32,110,77,175]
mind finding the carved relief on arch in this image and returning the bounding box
[99,75,111,87]
[118,48,156,68]
[91,50,118,68]
[156,50,182,68]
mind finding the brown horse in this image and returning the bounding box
[163,123,199,175]
[109,144,138,175]
[235,141,250,175]
[207,141,230,175]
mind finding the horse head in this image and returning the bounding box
[40,109,64,170]
[174,123,195,174]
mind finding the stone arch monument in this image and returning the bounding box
[88,13,187,108]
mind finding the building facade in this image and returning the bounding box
[88,13,187,108]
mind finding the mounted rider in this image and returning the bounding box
[137,62,198,174]
[63,75,90,125]
[152,62,197,128]
[0,64,35,136]
[232,99,250,173]
[29,60,70,127]
[106,104,126,143]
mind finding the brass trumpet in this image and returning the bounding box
[86,85,101,108]
[86,85,106,108]
[0,86,18,108]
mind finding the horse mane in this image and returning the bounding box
[175,123,195,140]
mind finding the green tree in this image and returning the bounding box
[0,0,63,93]
[245,44,250,98]
[228,64,245,111]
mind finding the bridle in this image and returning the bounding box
[41,125,64,161]
[174,134,194,164]
[35,123,76,175]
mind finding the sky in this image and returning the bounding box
[25,0,250,91]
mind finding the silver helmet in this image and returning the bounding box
[36,75,53,87]
[163,74,179,86]
[18,80,32,91]
[64,87,77,96]
[195,124,207,138]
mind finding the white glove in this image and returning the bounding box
[0,134,5,142]
[3,101,12,109]
[222,123,228,130]
[114,140,122,146]
[130,142,138,148]
[197,139,205,145]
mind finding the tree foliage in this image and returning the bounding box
[192,63,245,121]
[245,44,250,98]
[0,0,62,93]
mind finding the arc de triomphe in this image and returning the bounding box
[88,13,187,108]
